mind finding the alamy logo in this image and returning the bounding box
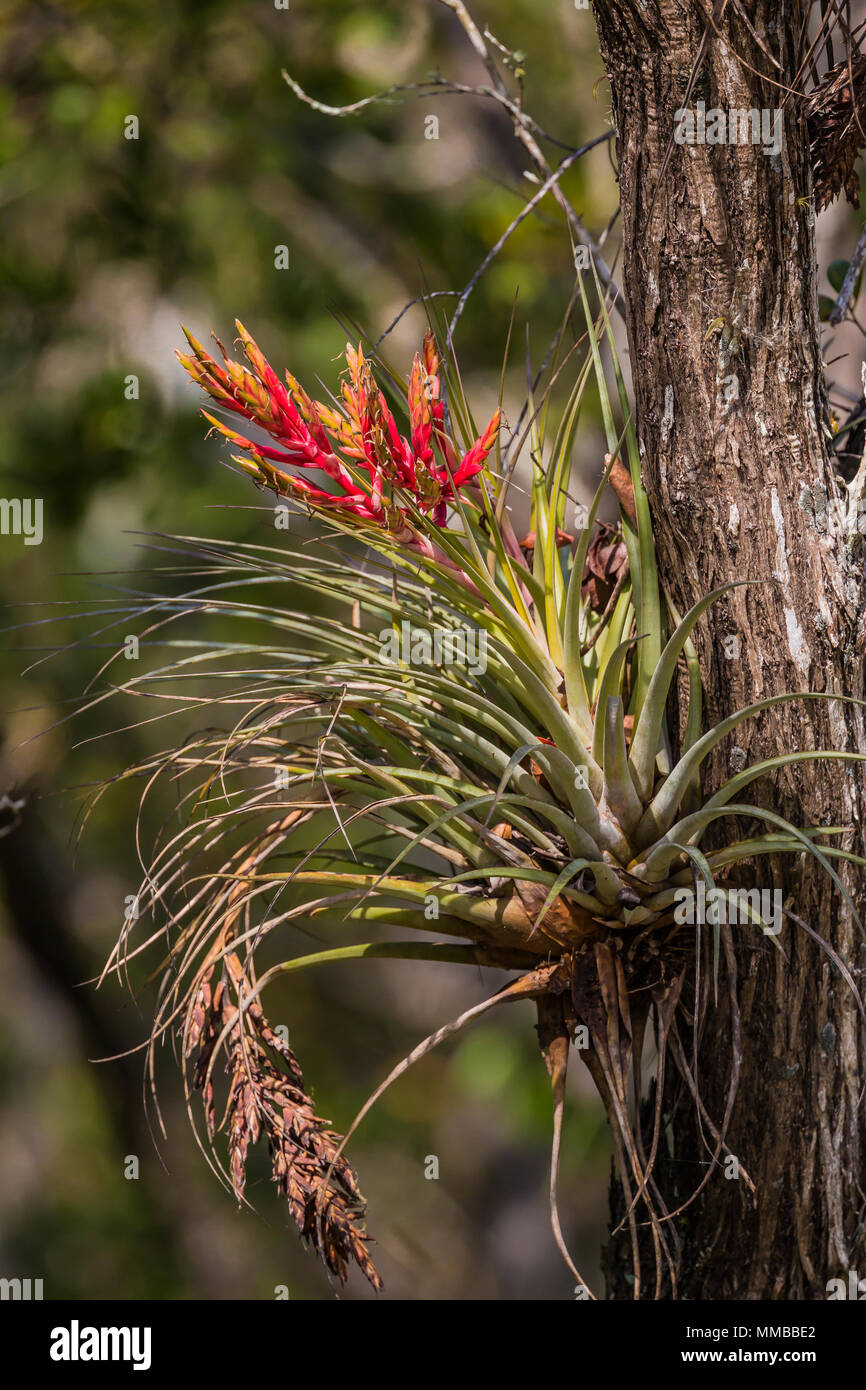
[378,621,487,675]
[49,1320,152,1371]
[826,1270,866,1299]
[0,1276,43,1299]
[674,102,782,157]
[0,497,43,545]
[674,883,782,936]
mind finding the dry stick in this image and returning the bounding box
[281,72,422,117]
[704,4,802,96]
[283,55,620,313]
[447,136,610,339]
[614,992,680,1296]
[537,995,597,1296]
[829,221,866,324]
[284,12,624,317]
[283,69,575,153]
[436,0,625,319]
[315,963,568,1267]
[373,290,459,351]
[729,0,783,70]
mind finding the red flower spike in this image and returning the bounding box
[178,325,500,537]
[452,407,501,486]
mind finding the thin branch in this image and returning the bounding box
[436,0,624,318]
[283,5,625,321]
[830,222,866,324]
[281,70,422,117]
[447,135,611,339]
[282,69,582,156]
[315,963,569,1260]
[373,290,459,350]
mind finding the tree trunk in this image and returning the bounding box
[592,0,866,1297]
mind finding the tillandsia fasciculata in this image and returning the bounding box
[97,270,866,1297]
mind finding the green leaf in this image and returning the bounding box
[629,581,754,802]
[635,691,866,850]
[828,260,849,293]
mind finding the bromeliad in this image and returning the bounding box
[98,283,865,1297]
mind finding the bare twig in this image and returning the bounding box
[536,994,597,1298]
[373,290,459,350]
[283,2,625,320]
[436,0,624,317]
[315,963,570,1263]
[830,221,866,324]
[447,135,611,339]
[282,70,422,117]
[283,68,573,150]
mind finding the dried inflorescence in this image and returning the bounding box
[187,955,382,1291]
[580,522,628,615]
[805,53,866,210]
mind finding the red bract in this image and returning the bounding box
[177,322,500,533]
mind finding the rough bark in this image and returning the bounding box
[592,0,866,1297]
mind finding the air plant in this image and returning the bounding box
[96,271,865,1298]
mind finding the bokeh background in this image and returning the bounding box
[0,0,862,1300]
